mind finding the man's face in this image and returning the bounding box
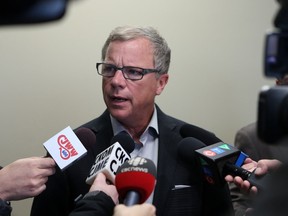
[102,37,168,126]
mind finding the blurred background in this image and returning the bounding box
[0,0,277,215]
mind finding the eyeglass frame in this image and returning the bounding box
[96,62,160,81]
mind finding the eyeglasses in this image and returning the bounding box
[96,63,160,81]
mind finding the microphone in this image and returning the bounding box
[177,137,207,165]
[110,131,135,154]
[180,124,221,145]
[74,127,96,149]
[177,136,214,185]
[115,156,157,206]
[86,132,135,185]
[195,141,242,185]
[178,137,268,191]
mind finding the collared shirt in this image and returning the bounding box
[110,106,159,204]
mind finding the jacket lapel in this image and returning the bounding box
[83,110,114,158]
[153,107,183,215]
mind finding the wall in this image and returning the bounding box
[0,0,277,215]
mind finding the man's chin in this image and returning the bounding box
[109,109,130,121]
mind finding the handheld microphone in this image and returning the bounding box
[223,163,268,191]
[115,156,157,206]
[86,132,135,185]
[195,141,242,185]
[178,137,268,191]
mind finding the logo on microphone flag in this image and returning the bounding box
[43,126,87,170]
[86,142,131,185]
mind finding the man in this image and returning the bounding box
[0,157,55,216]
[31,26,234,216]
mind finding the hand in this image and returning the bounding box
[89,172,119,204]
[225,158,257,182]
[0,157,55,201]
[225,158,258,195]
[225,158,282,195]
[253,159,282,175]
[113,204,156,216]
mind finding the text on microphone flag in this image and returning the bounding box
[57,134,79,159]
[86,141,131,185]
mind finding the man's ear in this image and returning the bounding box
[156,74,169,95]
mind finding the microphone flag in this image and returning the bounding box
[86,141,131,185]
[43,126,87,170]
[195,142,241,185]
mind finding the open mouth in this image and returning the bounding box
[111,96,128,102]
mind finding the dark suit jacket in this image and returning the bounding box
[69,191,115,216]
[31,105,234,216]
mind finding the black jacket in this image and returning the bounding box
[31,105,234,216]
[69,191,115,216]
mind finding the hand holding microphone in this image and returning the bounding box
[0,127,95,202]
[0,157,56,201]
[72,156,157,216]
[225,158,282,195]
[71,168,156,216]
[88,172,119,204]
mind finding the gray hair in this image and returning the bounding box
[101,26,171,75]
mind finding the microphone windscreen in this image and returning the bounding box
[178,137,206,164]
[75,127,96,149]
[111,131,135,154]
[115,157,156,204]
[180,124,221,145]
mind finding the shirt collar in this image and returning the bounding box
[110,105,159,137]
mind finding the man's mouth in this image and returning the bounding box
[111,96,127,102]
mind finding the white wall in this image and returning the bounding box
[0,0,277,215]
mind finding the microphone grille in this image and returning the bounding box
[111,131,135,154]
[177,137,206,164]
[75,127,96,148]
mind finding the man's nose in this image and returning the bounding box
[111,69,126,85]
